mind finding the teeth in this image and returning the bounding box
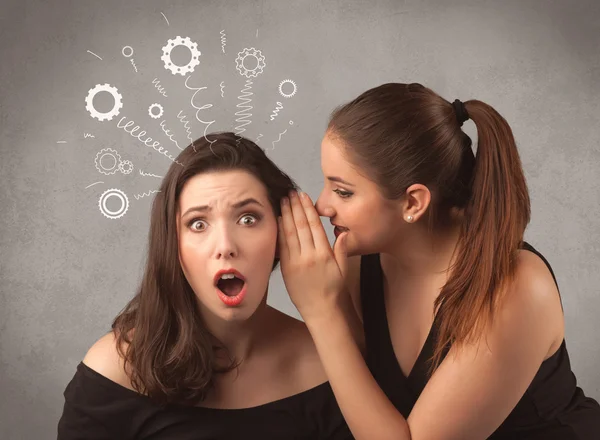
[220,273,236,280]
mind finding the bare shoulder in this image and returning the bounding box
[82,331,135,391]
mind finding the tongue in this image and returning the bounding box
[218,278,244,296]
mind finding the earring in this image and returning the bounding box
[406,215,414,222]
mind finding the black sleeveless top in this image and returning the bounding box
[360,242,600,439]
[57,362,354,440]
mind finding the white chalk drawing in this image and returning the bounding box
[219,81,225,97]
[94,148,122,175]
[152,78,168,97]
[235,80,253,137]
[160,12,169,26]
[116,116,183,165]
[139,169,163,178]
[184,75,216,146]
[256,29,259,38]
[161,36,200,76]
[256,134,263,142]
[160,120,182,150]
[85,83,123,122]
[119,160,134,174]
[220,30,226,53]
[122,46,133,57]
[87,50,102,60]
[56,141,66,144]
[235,48,266,78]
[148,103,164,119]
[130,59,138,72]
[98,188,129,219]
[177,110,194,145]
[134,190,161,200]
[85,181,104,189]
[270,121,293,150]
[84,133,95,138]
[278,79,297,98]
[269,102,283,121]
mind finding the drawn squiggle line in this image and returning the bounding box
[177,110,194,146]
[269,102,283,121]
[134,190,161,200]
[256,134,263,142]
[152,78,168,97]
[160,12,169,26]
[235,80,253,138]
[220,30,226,53]
[184,75,216,147]
[87,50,102,60]
[271,129,288,150]
[130,59,138,72]
[85,181,104,189]
[220,81,225,97]
[84,133,95,138]
[160,120,182,150]
[139,170,163,178]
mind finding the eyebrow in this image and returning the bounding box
[327,176,355,187]
[182,198,265,218]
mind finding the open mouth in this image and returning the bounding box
[333,225,348,237]
[216,273,246,297]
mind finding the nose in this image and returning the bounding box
[214,225,239,260]
[315,188,335,218]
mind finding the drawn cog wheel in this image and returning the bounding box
[148,103,164,119]
[98,188,129,220]
[94,148,122,175]
[85,83,123,122]
[161,36,201,76]
[278,79,297,98]
[119,160,133,175]
[235,47,266,78]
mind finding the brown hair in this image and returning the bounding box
[328,83,530,374]
[112,132,297,406]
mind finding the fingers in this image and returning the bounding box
[277,217,290,262]
[288,191,315,251]
[298,191,331,250]
[280,196,301,257]
[333,231,349,279]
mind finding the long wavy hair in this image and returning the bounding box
[328,83,531,375]
[111,132,297,406]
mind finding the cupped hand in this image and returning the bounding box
[277,190,348,324]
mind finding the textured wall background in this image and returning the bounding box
[1,0,599,438]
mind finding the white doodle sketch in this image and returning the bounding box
[152,78,168,97]
[220,30,226,53]
[256,134,263,142]
[235,80,253,137]
[134,190,161,200]
[130,59,138,72]
[160,12,169,26]
[161,36,200,76]
[56,141,66,144]
[139,170,163,178]
[184,75,216,146]
[119,160,134,174]
[85,181,104,189]
[278,79,297,98]
[220,81,225,97]
[94,148,121,175]
[235,48,266,78]
[116,116,182,165]
[177,110,194,145]
[87,50,102,60]
[160,120,182,150]
[269,102,283,121]
[84,133,95,138]
[98,188,129,219]
[270,121,293,150]
[122,46,133,57]
[85,83,123,122]
[148,103,164,119]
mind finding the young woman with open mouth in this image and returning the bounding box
[57,133,354,439]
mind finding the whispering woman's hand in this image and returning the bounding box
[277,190,349,324]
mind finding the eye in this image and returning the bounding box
[239,213,260,226]
[333,189,353,199]
[188,219,207,231]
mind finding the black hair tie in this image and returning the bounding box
[452,99,469,127]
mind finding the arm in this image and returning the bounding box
[279,191,563,440]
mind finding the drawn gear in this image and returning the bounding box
[94,148,122,175]
[235,47,266,78]
[98,188,129,220]
[278,79,297,98]
[119,160,134,175]
[85,83,123,122]
[148,103,164,119]
[161,36,201,76]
